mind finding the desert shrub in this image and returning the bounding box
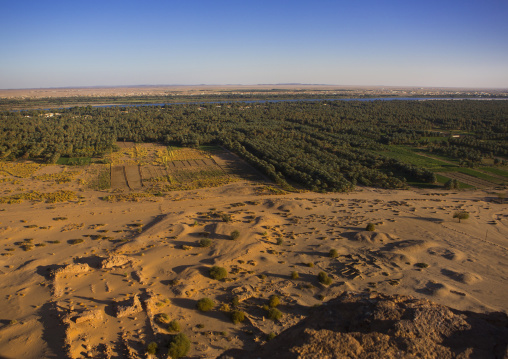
[453,211,469,223]
[268,295,280,308]
[68,239,84,245]
[415,262,429,268]
[146,341,158,355]
[20,244,33,251]
[291,271,299,280]
[267,332,276,341]
[318,271,332,285]
[306,262,314,268]
[168,320,181,332]
[221,213,232,223]
[167,333,191,359]
[276,237,283,245]
[231,310,246,324]
[231,295,240,307]
[230,230,240,240]
[196,298,215,312]
[158,313,170,323]
[329,249,338,258]
[366,223,376,231]
[209,266,228,280]
[267,307,283,321]
[220,303,231,312]
[199,238,212,247]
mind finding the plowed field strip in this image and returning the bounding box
[111,166,129,190]
[438,172,496,188]
[125,165,142,190]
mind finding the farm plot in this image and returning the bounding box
[109,143,266,192]
[110,166,129,190]
[211,150,266,181]
[438,172,497,189]
[124,165,143,190]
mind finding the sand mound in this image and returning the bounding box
[442,269,483,284]
[383,239,431,254]
[375,251,414,266]
[277,201,301,212]
[428,247,466,261]
[219,292,508,359]
[352,231,398,243]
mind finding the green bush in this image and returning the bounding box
[167,333,191,359]
[68,238,84,245]
[291,271,299,280]
[209,266,228,280]
[196,298,215,312]
[199,238,212,247]
[267,307,282,321]
[329,249,338,258]
[168,320,181,332]
[230,310,246,324]
[146,341,158,355]
[268,295,280,308]
[318,271,332,285]
[231,295,240,307]
[453,211,469,223]
[230,230,240,240]
[366,223,376,231]
[267,332,276,341]
[158,313,170,323]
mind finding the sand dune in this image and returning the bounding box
[0,177,507,358]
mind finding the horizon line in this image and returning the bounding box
[1,83,508,91]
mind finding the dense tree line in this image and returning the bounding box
[0,100,506,191]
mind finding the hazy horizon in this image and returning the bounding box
[1,0,507,90]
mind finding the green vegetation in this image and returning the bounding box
[146,342,158,355]
[1,100,506,191]
[291,271,299,280]
[56,157,91,166]
[415,263,429,268]
[453,211,470,223]
[329,249,339,258]
[209,266,228,280]
[196,298,215,312]
[199,238,212,248]
[318,271,332,285]
[167,320,181,332]
[230,310,246,324]
[366,223,376,231]
[167,333,191,359]
[230,230,240,240]
[267,332,277,341]
[268,295,280,308]
[68,239,84,245]
[267,307,283,321]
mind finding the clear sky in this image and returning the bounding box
[1,0,507,89]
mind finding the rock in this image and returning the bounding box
[74,309,103,324]
[52,263,91,278]
[101,255,131,269]
[219,292,508,359]
[115,295,142,318]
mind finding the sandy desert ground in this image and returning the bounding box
[0,150,507,358]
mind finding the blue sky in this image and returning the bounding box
[1,0,507,89]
